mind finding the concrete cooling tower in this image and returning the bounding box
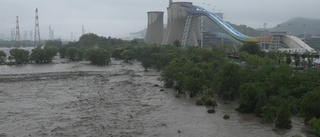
[162,2,201,46]
[144,11,164,45]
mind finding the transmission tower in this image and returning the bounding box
[30,30,33,41]
[11,28,15,40]
[34,8,41,46]
[51,29,54,40]
[48,25,54,40]
[49,25,51,40]
[24,30,27,40]
[15,16,20,42]
[82,25,85,35]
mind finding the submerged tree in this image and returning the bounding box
[275,100,292,129]
[0,50,6,64]
[66,47,83,61]
[214,63,241,101]
[9,48,29,64]
[85,47,111,66]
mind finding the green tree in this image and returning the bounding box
[121,50,133,62]
[239,42,261,55]
[9,48,29,64]
[161,65,175,88]
[66,47,83,61]
[112,48,124,60]
[268,51,286,64]
[275,100,292,129]
[293,54,300,68]
[30,47,56,64]
[308,117,320,136]
[85,47,111,66]
[301,89,320,122]
[237,83,260,113]
[30,47,44,64]
[0,50,6,64]
[214,63,241,101]
[141,58,152,71]
[131,39,138,45]
[173,40,181,47]
[79,33,101,46]
[286,54,292,65]
[58,46,67,58]
[261,105,278,123]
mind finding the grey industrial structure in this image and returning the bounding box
[162,2,201,45]
[145,1,201,46]
[144,0,314,53]
[144,12,164,45]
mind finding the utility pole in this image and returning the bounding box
[34,8,41,46]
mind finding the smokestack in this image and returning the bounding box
[144,11,164,45]
[162,2,200,46]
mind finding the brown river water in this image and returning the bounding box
[0,48,317,137]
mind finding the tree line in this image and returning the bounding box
[0,33,125,66]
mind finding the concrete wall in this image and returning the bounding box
[144,11,164,45]
[162,2,200,46]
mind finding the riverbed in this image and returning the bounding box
[0,56,316,137]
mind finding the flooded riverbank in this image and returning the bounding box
[0,58,316,137]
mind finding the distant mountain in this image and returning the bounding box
[129,28,147,39]
[270,17,320,36]
[130,17,320,40]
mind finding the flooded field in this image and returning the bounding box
[0,56,316,137]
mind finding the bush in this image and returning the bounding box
[195,97,217,107]
[196,100,204,106]
[223,114,230,119]
[308,117,320,136]
[207,108,216,114]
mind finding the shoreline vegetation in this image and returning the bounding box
[1,33,320,136]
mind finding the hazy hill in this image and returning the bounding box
[270,17,320,35]
[130,17,320,40]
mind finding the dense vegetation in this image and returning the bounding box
[1,34,320,134]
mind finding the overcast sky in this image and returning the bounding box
[0,0,319,40]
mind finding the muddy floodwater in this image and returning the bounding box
[0,56,317,136]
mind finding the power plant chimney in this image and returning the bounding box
[162,2,201,46]
[144,11,164,45]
